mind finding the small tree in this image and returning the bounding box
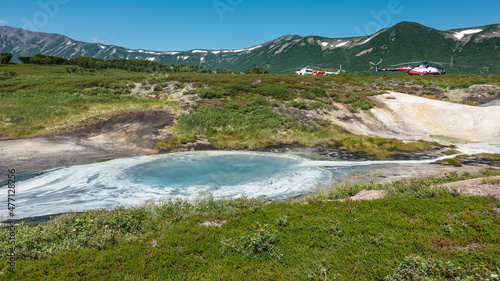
[216,67,232,74]
[18,56,32,64]
[0,53,13,64]
[244,67,268,74]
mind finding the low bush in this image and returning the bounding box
[197,88,225,99]
[221,223,282,260]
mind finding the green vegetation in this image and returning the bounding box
[478,153,500,162]
[0,64,156,139]
[317,169,500,200]
[244,67,268,74]
[18,53,211,73]
[0,53,13,64]
[5,22,500,75]
[3,63,499,159]
[437,153,500,168]
[436,155,470,167]
[482,176,500,185]
[384,255,498,281]
[2,53,500,280]
[1,170,499,280]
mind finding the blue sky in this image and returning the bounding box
[1,0,499,51]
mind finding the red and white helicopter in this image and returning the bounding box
[296,65,344,75]
[370,60,446,75]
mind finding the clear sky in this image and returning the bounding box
[1,0,499,51]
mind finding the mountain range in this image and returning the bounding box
[1,22,499,74]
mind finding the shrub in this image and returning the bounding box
[384,255,460,281]
[174,82,185,89]
[300,91,316,99]
[481,176,500,185]
[271,88,292,100]
[154,84,163,92]
[221,223,282,260]
[289,101,308,109]
[275,215,288,227]
[311,87,326,96]
[198,88,224,99]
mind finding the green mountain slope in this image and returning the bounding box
[1,22,499,74]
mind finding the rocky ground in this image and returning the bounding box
[326,91,500,142]
[0,111,174,174]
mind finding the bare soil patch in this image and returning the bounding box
[438,176,500,201]
[0,111,174,174]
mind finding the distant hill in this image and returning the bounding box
[1,22,500,74]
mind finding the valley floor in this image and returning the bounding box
[2,90,499,183]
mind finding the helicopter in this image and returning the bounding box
[296,65,344,75]
[369,59,446,75]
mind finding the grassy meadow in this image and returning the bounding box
[1,63,500,280]
[3,63,498,158]
[1,170,499,280]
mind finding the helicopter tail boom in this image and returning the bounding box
[378,67,409,72]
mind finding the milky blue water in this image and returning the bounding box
[0,149,473,220]
[128,153,299,189]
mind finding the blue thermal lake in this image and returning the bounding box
[0,150,461,220]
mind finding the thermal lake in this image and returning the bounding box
[2,144,499,220]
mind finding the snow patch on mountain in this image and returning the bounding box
[209,44,262,54]
[335,42,348,48]
[361,37,372,44]
[453,29,482,40]
[246,45,262,52]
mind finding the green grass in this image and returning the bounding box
[3,61,500,280]
[478,153,500,162]
[0,64,157,139]
[1,170,499,280]
[313,169,500,201]
[1,65,498,160]
[160,103,433,158]
[482,176,500,185]
[437,154,471,167]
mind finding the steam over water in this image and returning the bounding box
[2,144,498,220]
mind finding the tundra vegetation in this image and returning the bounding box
[1,59,500,279]
[3,58,499,158]
[0,170,499,280]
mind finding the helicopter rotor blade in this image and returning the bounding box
[391,61,424,67]
[369,59,383,66]
[281,64,312,72]
[427,61,443,65]
[429,62,466,67]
